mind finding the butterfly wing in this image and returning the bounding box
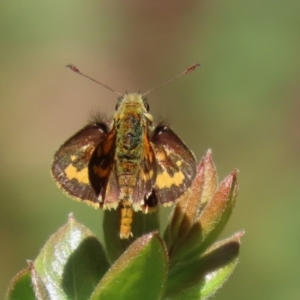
[51,123,109,207]
[131,132,157,211]
[88,127,119,209]
[150,125,196,205]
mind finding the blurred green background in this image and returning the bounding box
[1,1,300,299]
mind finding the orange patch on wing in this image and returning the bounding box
[140,169,154,181]
[155,169,185,189]
[65,164,89,184]
[94,165,110,178]
[102,130,116,154]
[143,134,154,163]
[155,149,167,162]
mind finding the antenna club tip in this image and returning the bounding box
[66,64,79,73]
[185,63,201,74]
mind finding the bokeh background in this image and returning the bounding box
[1,1,300,299]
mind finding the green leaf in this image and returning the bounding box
[198,150,218,210]
[103,208,159,264]
[170,171,238,264]
[90,232,168,300]
[5,267,35,300]
[163,231,243,300]
[29,261,51,300]
[164,151,218,251]
[163,161,205,249]
[34,214,109,300]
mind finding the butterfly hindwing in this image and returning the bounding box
[88,127,119,209]
[151,125,196,205]
[51,123,109,206]
[132,132,157,211]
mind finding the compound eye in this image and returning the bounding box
[115,97,122,110]
[144,101,149,112]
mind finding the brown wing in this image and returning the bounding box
[150,125,196,205]
[88,127,119,209]
[51,123,109,207]
[132,132,157,211]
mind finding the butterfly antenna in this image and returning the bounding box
[66,64,123,97]
[142,63,201,97]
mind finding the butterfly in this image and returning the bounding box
[51,64,199,239]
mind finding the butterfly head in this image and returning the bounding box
[114,93,153,124]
